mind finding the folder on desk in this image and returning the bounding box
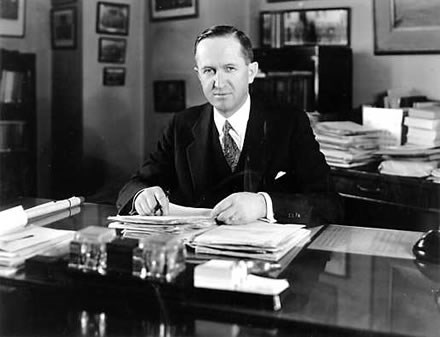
[189,221,311,262]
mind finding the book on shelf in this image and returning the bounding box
[0,70,24,104]
[412,101,440,108]
[404,116,440,130]
[408,105,440,120]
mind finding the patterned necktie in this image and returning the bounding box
[222,120,240,171]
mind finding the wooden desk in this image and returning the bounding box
[0,199,439,337]
[331,166,440,231]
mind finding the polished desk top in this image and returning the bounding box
[0,199,439,337]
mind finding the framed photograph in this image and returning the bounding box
[0,0,26,37]
[98,37,126,63]
[150,0,198,21]
[51,0,77,5]
[153,80,186,113]
[96,2,129,36]
[374,0,440,54]
[103,67,125,86]
[51,7,76,49]
[283,8,350,46]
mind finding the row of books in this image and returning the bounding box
[260,9,348,48]
[252,72,313,111]
[0,69,26,104]
[313,121,382,168]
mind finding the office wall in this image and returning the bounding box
[145,0,440,154]
[144,0,252,157]
[82,0,145,198]
[257,0,440,106]
[0,0,52,196]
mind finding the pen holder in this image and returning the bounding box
[132,235,186,282]
[68,226,116,275]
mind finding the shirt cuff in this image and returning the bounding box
[129,188,147,215]
[258,192,276,223]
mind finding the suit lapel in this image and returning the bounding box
[186,104,214,198]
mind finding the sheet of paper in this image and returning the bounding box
[0,206,28,236]
[308,225,423,259]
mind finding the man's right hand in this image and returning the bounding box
[134,186,169,216]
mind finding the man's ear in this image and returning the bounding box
[248,61,259,84]
[194,66,201,80]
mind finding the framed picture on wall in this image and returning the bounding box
[150,0,198,21]
[0,0,26,37]
[283,8,350,46]
[374,0,440,54]
[51,7,76,49]
[96,2,129,35]
[103,67,125,86]
[98,37,126,63]
[153,80,186,112]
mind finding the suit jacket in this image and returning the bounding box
[117,98,343,226]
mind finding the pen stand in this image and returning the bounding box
[132,235,186,282]
[68,226,116,275]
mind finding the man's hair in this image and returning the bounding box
[194,25,254,64]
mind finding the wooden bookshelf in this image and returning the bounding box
[0,49,36,203]
[252,46,352,118]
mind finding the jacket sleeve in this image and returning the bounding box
[116,116,177,214]
[268,111,343,226]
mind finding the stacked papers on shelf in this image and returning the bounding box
[314,121,382,168]
[375,145,440,177]
[189,221,311,262]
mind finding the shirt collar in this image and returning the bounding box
[213,95,250,149]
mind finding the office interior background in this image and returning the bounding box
[1,0,440,205]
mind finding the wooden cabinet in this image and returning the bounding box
[331,167,440,231]
[0,49,36,203]
[252,46,352,118]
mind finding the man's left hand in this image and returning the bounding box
[211,192,266,225]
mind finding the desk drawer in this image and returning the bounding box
[333,174,438,209]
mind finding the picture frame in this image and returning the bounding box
[153,80,186,113]
[150,0,198,21]
[103,67,125,86]
[283,8,350,47]
[0,0,26,37]
[374,0,440,54]
[98,37,126,63]
[51,7,76,49]
[96,2,129,36]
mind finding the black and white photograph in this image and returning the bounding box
[103,66,125,86]
[96,1,129,35]
[0,0,25,37]
[150,0,198,21]
[51,7,76,49]
[1,1,440,337]
[98,37,126,63]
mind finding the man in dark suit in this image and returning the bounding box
[117,25,342,226]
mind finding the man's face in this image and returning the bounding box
[195,36,258,118]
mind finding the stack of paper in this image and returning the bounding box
[314,121,382,168]
[108,215,217,240]
[0,226,74,271]
[375,145,440,177]
[189,221,311,262]
[405,104,440,148]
